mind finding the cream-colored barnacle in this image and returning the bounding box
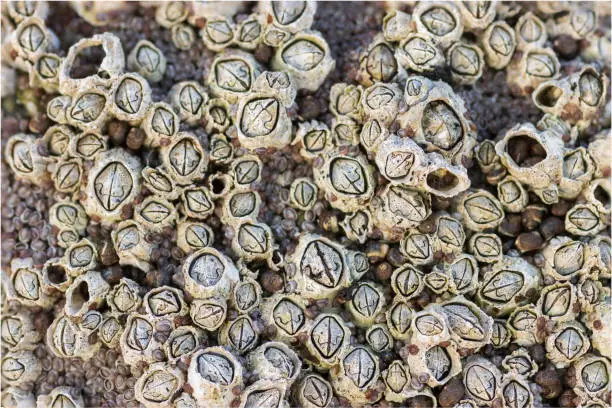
[382,9,413,42]
[69,131,108,161]
[46,313,100,359]
[134,362,185,408]
[66,87,110,133]
[144,286,188,320]
[447,41,484,85]
[11,17,57,64]
[547,7,597,40]
[361,82,402,126]
[499,374,534,408]
[29,52,62,92]
[58,33,123,95]
[235,13,264,51]
[507,304,541,347]
[305,313,350,368]
[345,281,386,328]
[155,2,188,28]
[231,277,262,314]
[221,189,261,225]
[247,341,301,385]
[174,392,197,408]
[468,233,502,264]
[4,134,48,185]
[232,221,276,263]
[382,360,411,403]
[591,235,611,278]
[576,274,604,314]
[169,81,207,124]
[260,294,307,343]
[164,326,202,364]
[331,116,360,146]
[406,342,461,388]
[358,35,402,86]
[48,201,87,238]
[161,132,208,185]
[111,220,153,272]
[396,32,445,73]
[582,302,610,358]
[400,230,434,266]
[390,264,424,300]
[47,95,72,124]
[385,297,414,340]
[410,307,451,346]
[423,268,450,294]
[43,125,73,158]
[1,311,39,352]
[182,247,239,299]
[289,178,318,211]
[515,12,547,50]
[546,321,591,368]
[412,1,463,50]
[52,156,82,194]
[588,130,611,178]
[179,186,214,220]
[330,345,382,405]
[188,347,244,408]
[172,23,195,51]
[252,70,297,108]
[507,46,560,95]
[582,178,610,219]
[141,166,179,200]
[190,296,227,331]
[536,282,578,323]
[218,314,259,354]
[458,1,497,31]
[360,119,391,155]
[258,1,316,33]
[238,379,290,408]
[345,249,369,283]
[581,28,611,70]
[262,24,291,48]
[1,351,41,387]
[457,189,505,231]
[559,148,595,200]
[566,203,605,236]
[340,210,372,245]
[177,219,214,254]
[208,50,261,104]
[200,16,235,52]
[204,99,232,135]
[497,176,528,213]
[293,121,332,160]
[235,92,292,150]
[446,254,480,295]
[2,387,36,408]
[9,260,53,308]
[329,83,364,122]
[36,387,84,408]
[295,374,333,408]
[127,40,166,83]
[540,235,598,282]
[64,271,110,318]
[366,324,393,354]
[462,357,502,406]
[7,1,49,23]
[142,102,179,149]
[63,238,98,277]
[106,278,142,314]
[209,134,234,165]
[120,313,163,366]
[440,296,493,350]
[109,73,152,123]
[491,319,512,349]
[433,213,466,255]
[480,21,516,70]
[572,354,611,399]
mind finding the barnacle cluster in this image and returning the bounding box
[1,1,611,408]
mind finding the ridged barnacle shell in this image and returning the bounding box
[330,345,382,405]
[340,209,372,245]
[572,354,611,399]
[127,39,166,83]
[345,281,386,328]
[398,76,477,164]
[331,116,360,147]
[500,374,534,408]
[169,81,208,124]
[502,348,538,378]
[42,124,73,157]
[445,254,480,295]
[106,278,142,314]
[582,302,610,358]
[47,94,72,124]
[475,139,501,174]
[190,296,228,331]
[424,268,451,295]
[258,1,317,33]
[231,277,262,314]
[440,296,494,350]
[11,17,57,65]
[559,146,595,200]
[176,219,214,254]
[385,297,414,340]
[200,16,236,52]
[457,189,505,231]
[480,21,516,70]
[294,373,333,408]
[84,148,142,223]
[329,83,364,122]
[506,46,560,95]
[582,178,611,220]
[7,1,49,24]
[120,313,163,366]
[497,176,529,213]
[155,2,188,28]
[490,319,512,349]
[174,392,197,408]
[230,154,263,189]
[134,362,184,408]
[64,270,110,318]
[208,50,261,104]
[58,33,123,95]
[134,196,177,233]
[36,387,84,408]
[111,220,154,272]
[1,311,39,352]
[235,91,292,150]
[262,24,292,48]
[432,213,466,255]
[358,34,403,86]
[8,259,53,308]
[539,236,599,282]
[581,29,612,70]
[252,70,297,109]
[221,189,262,225]
[507,304,541,346]
[4,134,48,185]
[109,72,152,123]
[346,248,370,282]
[475,255,541,317]
[144,286,188,319]
[410,307,451,347]
[366,323,394,353]
[160,132,208,185]
[396,32,445,73]
[462,357,502,406]
[164,326,203,364]
[468,233,502,263]
[289,177,318,211]
[209,133,234,165]
[545,320,591,368]
[293,120,331,161]
[68,131,108,160]
[51,156,82,194]
[238,379,290,408]
[406,341,462,388]
[361,82,402,126]
[591,235,611,278]
[412,1,463,50]
[381,360,411,403]
[547,7,597,40]
[141,102,179,148]
[536,282,579,323]
[305,313,350,368]
[360,118,391,154]
[46,313,100,359]
[29,52,62,92]
[576,274,604,313]
[458,1,497,31]
[188,347,244,407]
[218,314,259,354]
[232,221,276,264]
[447,41,484,85]
[390,264,424,300]
[515,12,547,50]
[180,185,214,220]
[247,341,302,385]
[182,247,240,299]
[1,351,41,387]
[260,293,308,343]
[2,387,36,408]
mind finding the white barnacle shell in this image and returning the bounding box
[41,257,72,292]
[381,360,411,403]
[8,258,53,308]
[502,348,539,378]
[360,82,402,126]
[190,296,227,332]
[7,1,49,24]
[405,341,462,388]
[218,315,259,354]
[412,1,463,50]
[112,220,154,272]
[374,134,429,186]
[396,32,445,74]
[462,357,502,406]
[259,293,308,343]
[305,313,350,369]
[208,49,262,104]
[507,304,541,347]
[480,21,516,69]
[382,9,413,42]
[155,2,188,28]
[386,297,414,340]
[68,131,108,161]
[127,39,167,83]
[109,72,153,123]
[545,321,591,368]
[506,45,560,95]
[231,277,262,314]
[572,354,611,399]
[164,326,203,364]
[410,307,451,347]
[235,91,292,150]
[252,70,297,108]
[246,341,302,385]
[142,102,179,148]
[29,52,62,92]
[172,23,196,51]
[439,296,494,351]
[1,351,41,387]
[468,233,503,264]
[330,345,382,405]
[447,41,484,85]
[46,95,72,125]
[1,387,36,408]
[176,219,214,254]
[51,156,83,194]
[4,134,49,186]
[169,81,208,125]
[515,12,547,50]
[133,196,177,233]
[36,386,84,408]
[238,379,290,408]
[119,313,163,367]
[182,247,239,299]
[134,362,185,408]
[235,13,265,51]
[231,221,276,264]
[457,189,505,231]
[46,313,100,359]
[160,132,209,185]
[107,278,142,314]
[345,281,386,328]
[565,203,606,236]
[144,286,188,320]
[257,1,317,33]
[200,15,236,52]
[458,1,497,31]
[295,373,333,408]
[1,311,40,352]
[329,83,364,122]
[358,34,403,86]
[547,7,597,40]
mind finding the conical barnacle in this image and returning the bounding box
[246,341,302,385]
[581,178,610,220]
[238,379,291,408]
[182,247,240,299]
[8,258,54,308]
[235,13,265,51]
[0,311,40,352]
[462,357,502,406]
[294,373,333,408]
[174,393,197,408]
[366,323,394,354]
[536,282,578,323]
[119,313,164,367]
[172,23,196,51]
[141,102,179,148]
[545,320,591,368]
[231,276,262,314]
[581,28,611,70]
[412,1,463,50]
[559,147,595,200]
[204,98,232,135]
[154,2,188,29]
[358,34,403,86]
[51,156,83,194]
[176,219,215,254]
[69,131,108,160]
[330,345,382,405]
[36,387,84,408]
[141,166,180,200]
[1,387,36,408]
[111,220,154,272]
[209,133,234,164]
[447,41,484,85]
[29,52,62,92]
[252,70,297,108]
[458,1,497,31]
[46,94,72,124]
[259,293,308,343]
[360,82,402,126]
[10,17,58,65]
[340,209,372,245]
[382,9,413,42]
[164,326,203,364]
[439,296,494,351]
[1,350,42,387]
[547,7,597,40]
[507,304,541,347]
[262,24,292,47]
[218,314,259,354]
[572,354,611,399]
[497,176,529,213]
[506,46,560,95]
[42,124,73,157]
[410,306,452,347]
[305,313,350,368]
[345,281,386,328]
[405,341,462,388]
[590,235,611,278]
[235,90,292,150]
[200,15,236,52]
[180,185,214,220]
[144,286,188,319]
[6,1,49,24]
[134,362,185,408]
[329,83,364,122]
[515,12,547,50]
[331,116,360,147]
[106,277,142,314]
[169,81,208,124]
[208,50,262,104]
[400,229,434,265]
[127,39,167,83]
[468,233,503,263]
[390,264,424,300]
[480,21,516,69]
[64,270,110,318]
[565,203,606,236]
[160,132,209,185]
[381,360,412,403]
[288,178,318,211]
[190,296,228,331]
[258,1,317,33]
[4,134,49,186]
[491,319,512,349]
[109,72,152,123]
[46,313,100,359]
[385,297,414,340]
[457,189,505,231]
[499,374,534,408]
[41,257,72,292]
[581,302,610,359]
[395,32,445,74]
[187,347,244,407]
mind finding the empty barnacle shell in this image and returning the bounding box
[141,166,180,200]
[396,32,445,74]
[42,124,73,157]
[41,258,71,292]
[231,221,276,263]
[142,102,179,148]
[468,233,503,263]
[260,293,307,342]
[386,297,414,340]
[188,347,244,407]
[366,324,394,353]
[29,52,62,92]
[406,341,462,388]
[200,16,235,52]
[221,189,262,224]
[400,230,434,265]
[109,72,152,123]
[238,379,290,408]
[423,152,470,197]
[155,1,188,28]
[134,196,177,232]
[491,319,512,349]
[340,210,372,245]
[289,178,318,211]
[160,132,209,185]
[106,278,142,314]
[447,41,484,85]
[382,9,413,42]
[412,1,463,50]
[458,1,497,31]
[219,314,259,354]
[1,351,41,387]
[112,220,154,272]
[127,39,167,83]
[9,260,53,308]
[1,311,39,352]
[258,1,317,33]
[446,254,480,295]
[84,148,142,223]
[329,83,364,122]
[68,131,108,160]
[4,134,49,185]
[536,282,578,323]
[208,50,261,104]
[120,313,163,366]
[502,348,538,378]
[547,7,597,40]
[7,1,49,23]
[247,341,302,384]
[182,247,240,299]
[476,255,541,317]
[36,387,84,408]
[506,46,560,95]
[480,21,516,70]
[370,184,431,240]
[515,12,547,50]
[180,185,214,220]
[566,203,605,236]
[235,13,264,50]
[2,387,35,408]
[507,304,541,347]
[358,35,402,86]
[390,264,424,300]
[134,362,185,408]
[172,23,195,51]
[346,281,386,327]
[462,357,502,406]
[64,270,110,318]
[360,82,402,126]
[306,313,350,368]
[209,133,234,165]
[433,213,466,255]
[231,277,262,314]
[330,345,382,405]
[164,326,202,363]
[144,286,188,319]
[331,116,360,146]
[440,296,494,350]
[457,189,505,231]
[46,313,100,359]
[497,176,529,213]
[176,219,214,254]
[546,320,591,368]
[235,91,292,150]
[294,373,333,408]
[52,156,82,194]
[207,172,233,200]
[190,296,228,331]
[572,354,611,399]
[559,148,595,200]
[169,81,208,124]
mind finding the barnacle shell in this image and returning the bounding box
[405,341,462,387]
[247,341,302,385]
[112,220,154,272]
[462,357,502,406]
[258,1,317,33]
[36,386,84,408]
[1,350,41,387]
[188,347,245,407]
[64,270,110,318]
[134,362,185,408]
[182,247,239,299]
[208,50,261,104]
[4,134,49,186]
[330,345,382,405]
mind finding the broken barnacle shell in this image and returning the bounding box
[142,102,179,148]
[329,83,364,122]
[381,360,412,403]
[29,52,62,92]
[141,166,180,200]
[506,46,560,95]
[591,235,611,277]
[566,203,605,236]
[190,296,228,331]
[462,357,502,406]
[340,210,372,245]
[4,134,49,186]
[238,379,290,408]
[386,297,414,340]
[289,178,318,211]
[346,281,386,328]
[390,264,424,300]
[536,282,578,323]
[176,219,214,254]
[406,342,462,388]
[457,189,505,231]
[547,7,597,40]
[231,277,262,314]
[154,2,188,28]
[231,154,263,188]
[218,314,259,354]
[134,196,177,232]
[480,21,516,70]
[68,131,108,160]
[446,254,480,295]
[112,220,154,272]
[106,277,142,314]
[260,293,307,343]
[120,313,163,366]
[64,270,110,318]
[182,247,240,299]
[83,148,142,223]
[546,321,591,368]
[502,348,538,378]
[7,1,49,23]
[447,41,484,85]
[331,116,360,146]
[188,347,244,407]
[9,259,53,308]
[400,230,433,266]
[221,189,262,224]
[180,186,214,220]
[360,82,402,126]
[1,311,40,351]
[500,374,534,408]
[1,351,41,387]
[235,91,292,150]
[247,341,302,384]
[358,35,403,86]
[51,156,82,194]
[515,12,547,50]
[160,132,209,185]
[382,9,413,42]
[208,50,261,104]
[433,213,466,255]
[490,319,512,349]
[134,362,185,408]
[440,296,494,350]
[398,76,477,164]
[306,313,350,368]
[422,152,470,197]
[172,23,195,51]
[412,1,463,50]
[164,326,203,364]
[475,255,541,317]
[497,176,529,213]
[127,39,167,83]
[366,324,394,353]
[2,387,36,408]
[458,1,497,31]
[258,1,316,33]
[169,81,208,124]
[294,373,333,408]
[204,98,232,135]
[42,124,73,157]
[330,345,382,405]
[61,238,98,276]
[572,354,611,399]
[109,72,152,123]
[410,307,451,346]
[46,313,100,359]
[395,32,445,73]
[539,236,598,282]
[235,13,264,50]
[36,387,84,408]
[144,286,188,320]
[46,94,72,124]
[231,221,276,264]
[370,184,431,240]
[468,233,502,263]
[582,178,610,219]
[209,134,234,164]
[200,16,235,52]
[507,304,541,347]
